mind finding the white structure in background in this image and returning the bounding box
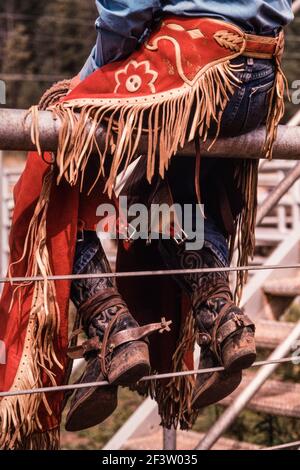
[0,154,23,277]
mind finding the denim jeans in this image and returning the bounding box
[203,56,275,265]
[72,231,100,274]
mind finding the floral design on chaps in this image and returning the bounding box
[114,60,158,94]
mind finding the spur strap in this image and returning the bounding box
[67,317,172,373]
[211,302,255,363]
[79,287,128,328]
[108,318,172,351]
[100,316,172,377]
[67,336,101,360]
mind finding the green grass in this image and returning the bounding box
[193,406,300,448]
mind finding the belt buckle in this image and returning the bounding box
[173,229,188,245]
[126,223,137,242]
[77,229,84,242]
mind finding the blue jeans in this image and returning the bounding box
[203,57,275,265]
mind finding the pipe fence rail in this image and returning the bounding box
[0,109,300,160]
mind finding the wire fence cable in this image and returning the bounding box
[2,262,300,284]
[0,356,299,399]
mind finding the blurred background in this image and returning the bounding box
[0,0,299,114]
[1,0,300,451]
[0,0,96,108]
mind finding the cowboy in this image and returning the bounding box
[0,0,293,449]
[64,0,293,430]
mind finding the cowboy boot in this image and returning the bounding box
[191,297,249,410]
[191,343,242,410]
[159,240,256,409]
[66,232,171,431]
[65,355,118,432]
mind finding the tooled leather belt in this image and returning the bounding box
[242,32,282,59]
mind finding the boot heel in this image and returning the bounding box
[222,328,256,373]
[108,341,150,386]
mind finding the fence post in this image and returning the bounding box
[163,428,177,450]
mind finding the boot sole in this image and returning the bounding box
[192,370,242,410]
[108,341,150,386]
[222,329,256,373]
[65,384,118,432]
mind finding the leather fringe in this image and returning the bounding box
[3,427,60,451]
[264,31,288,160]
[231,159,259,302]
[148,310,198,430]
[29,61,243,198]
[0,168,62,450]
[0,80,70,451]
[230,33,287,301]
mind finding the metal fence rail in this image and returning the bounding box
[0,355,299,399]
[0,109,300,160]
[2,261,300,284]
[262,440,300,451]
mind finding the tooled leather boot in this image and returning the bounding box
[192,296,253,409]
[159,240,256,409]
[191,342,242,410]
[66,232,171,431]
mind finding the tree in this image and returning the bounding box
[0,0,97,107]
[35,0,96,78]
[1,23,32,107]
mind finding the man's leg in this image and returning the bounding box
[157,56,276,408]
[158,157,256,409]
[66,230,151,431]
[159,237,255,407]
